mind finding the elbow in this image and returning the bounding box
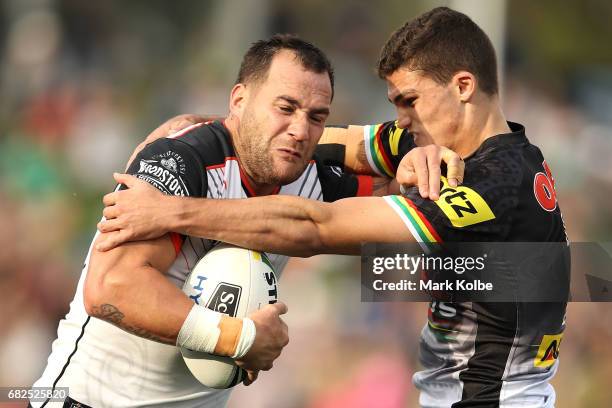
[83,264,125,316]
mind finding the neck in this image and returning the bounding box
[452,95,511,158]
[224,115,280,196]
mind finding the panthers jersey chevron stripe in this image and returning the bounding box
[363,121,415,177]
[384,195,441,253]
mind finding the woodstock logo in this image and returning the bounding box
[161,157,178,173]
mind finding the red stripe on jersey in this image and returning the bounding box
[238,165,258,197]
[206,163,225,170]
[166,122,205,139]
[374,125,395,175]
[403,197,443,243]
[356,175,374,196]
[169,232,184,255]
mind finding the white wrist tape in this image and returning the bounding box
[177,304,222,353]
[231,317,256,359]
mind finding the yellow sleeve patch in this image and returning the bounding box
[534,333,563,368]
[435,177,495,227]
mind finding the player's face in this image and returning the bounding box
[237,51,332,186]
[385,68,462,149]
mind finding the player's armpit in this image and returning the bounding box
[84,233,192,344]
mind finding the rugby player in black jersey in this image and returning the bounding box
[31,34,462,407]
[100,7,569,408]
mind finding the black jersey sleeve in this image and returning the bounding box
[384,173,515,244]
[314,143,346,168]
[124,138,207,198]
[315,160,373,202]
[364,121,416,177]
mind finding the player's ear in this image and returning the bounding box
[229,83,248,117]
[452,71,476,103]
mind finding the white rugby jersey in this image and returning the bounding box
[31,121,372,408]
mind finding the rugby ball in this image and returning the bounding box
[180,244,279,389]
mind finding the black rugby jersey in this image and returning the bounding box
[375,121,569,407]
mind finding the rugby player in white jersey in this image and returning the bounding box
[99,8,569,408]
[31,34,462,408]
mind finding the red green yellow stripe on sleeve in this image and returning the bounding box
[384,195,442,252]
[363,124,395,178]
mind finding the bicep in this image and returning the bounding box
[317,196,415,254]
[86,233,178,294]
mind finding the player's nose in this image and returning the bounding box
[287,116,309,142]
[397,112,411,130]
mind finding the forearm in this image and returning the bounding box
[167,195,331,257]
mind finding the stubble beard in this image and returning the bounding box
[237,107,306,186]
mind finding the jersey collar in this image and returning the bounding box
[465,121,528,160]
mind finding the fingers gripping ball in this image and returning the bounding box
[180,244,279,389]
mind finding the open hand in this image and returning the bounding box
[96,173,172,251]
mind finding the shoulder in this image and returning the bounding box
[162,120,234,167]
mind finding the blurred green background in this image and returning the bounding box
[1,0,611,407]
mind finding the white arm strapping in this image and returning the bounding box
[177,304,256,358]
[232,317,256,359]
[177,304,222,353]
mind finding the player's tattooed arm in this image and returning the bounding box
[319,126,464,198]
[318,126,374,174]
[86,233,289,374]
[371,176,400,196]
[84,233,193,344]
[89,303,168,343]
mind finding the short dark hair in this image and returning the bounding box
[237,34,335,98]
[377,7,499,95]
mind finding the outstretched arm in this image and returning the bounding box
[97,173,413,255]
